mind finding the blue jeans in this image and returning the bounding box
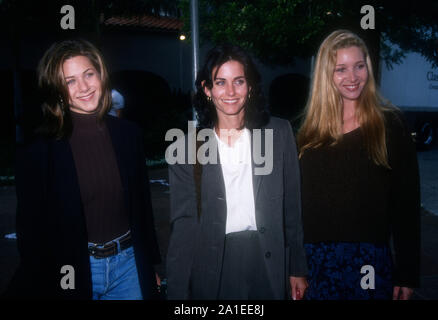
[89,238,143,300]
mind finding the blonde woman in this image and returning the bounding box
[297,30,420,300]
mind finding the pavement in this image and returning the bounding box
[414,143,438,299]
[0,145,437,299]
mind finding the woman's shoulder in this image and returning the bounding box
[381,106,417,154]
[264,116,293,132]
[105,115,142,137]
[266,116,296,140]
[18,135,50,155]
[266,116,287,127]
[382,106,411,137]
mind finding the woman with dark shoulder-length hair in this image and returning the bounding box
[5,39,161,300]
[298,30,420,300]
[166,44,308,300]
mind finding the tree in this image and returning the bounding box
[179,0,438,71]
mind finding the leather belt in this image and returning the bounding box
[88,231,132,259]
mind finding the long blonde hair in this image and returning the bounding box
[297,30,392,168]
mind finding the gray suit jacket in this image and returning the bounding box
[166,117,308,299]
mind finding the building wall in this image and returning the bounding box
[101,31,193,93]
[380,45,438,110]
[101,32,311,96]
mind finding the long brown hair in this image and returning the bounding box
[37,39,112,139]
[297,30,393,168]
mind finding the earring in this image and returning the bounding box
[248,93,251,100]
[207,96,212,102]
[59,96,66,116]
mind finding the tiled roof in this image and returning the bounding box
[103,15,183,32]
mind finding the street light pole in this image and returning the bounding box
[190,0,199,122]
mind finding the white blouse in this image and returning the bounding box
[215,129,257,234]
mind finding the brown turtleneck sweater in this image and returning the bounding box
[69,111,129,244]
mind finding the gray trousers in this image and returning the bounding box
[217,230,275,300]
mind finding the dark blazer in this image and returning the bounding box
[166,117,308,300]
[4,115,161,299]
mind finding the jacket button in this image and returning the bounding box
[265,251,271,258]
[259,227,265,234]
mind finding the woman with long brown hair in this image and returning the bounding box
[5,39,160,299]
[298,30,420,300]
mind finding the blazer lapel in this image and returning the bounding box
[250,128,265,203]
[205,136,226,201]
[201,135,227,227]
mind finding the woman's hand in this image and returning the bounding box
[155,272,161,287]
[393,286,414,300]
[289,276,308,300]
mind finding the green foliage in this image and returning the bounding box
[180,0,438,68]
[379,1,438,68]
[180,0,326,65]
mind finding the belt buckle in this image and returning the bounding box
[88,244,100,257]
[102,241,116,255]
[88,232,130,258]
[89,242,112,258]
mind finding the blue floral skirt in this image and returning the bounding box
[304,242,393,300]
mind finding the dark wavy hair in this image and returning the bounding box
[194,44,269,129]
[37,39,112,139]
